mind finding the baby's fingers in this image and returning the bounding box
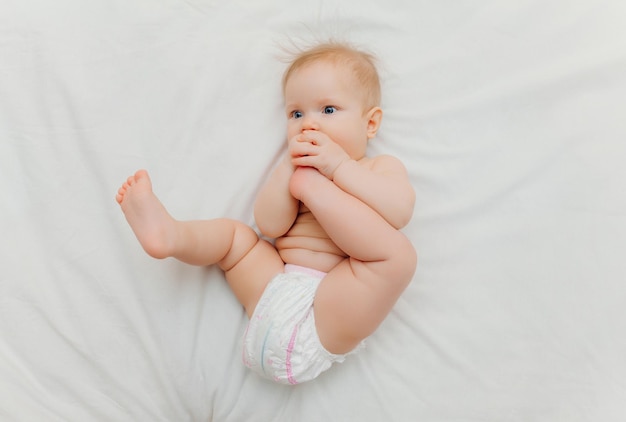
[289,142,318,158]
[291,155,317,168]
[301,130,331,145]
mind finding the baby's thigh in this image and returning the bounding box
[313,255,413,354]
[224,237,284,318]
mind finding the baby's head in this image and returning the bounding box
[282,42,381,112]
[281,41,384,160]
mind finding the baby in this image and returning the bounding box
[116,42,417,384]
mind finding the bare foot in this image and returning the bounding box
[289,166,324,201]
[116,170,177,259]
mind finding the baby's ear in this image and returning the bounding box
[366,107,383,139]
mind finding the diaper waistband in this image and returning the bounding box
[284,264,327,279]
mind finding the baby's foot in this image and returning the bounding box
[289,166,327,201]
[116,170,177,259]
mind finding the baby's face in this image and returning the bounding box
[284,60,374,160]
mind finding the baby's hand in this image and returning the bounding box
[288,130,350,180]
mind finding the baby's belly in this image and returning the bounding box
[275,235,346,273]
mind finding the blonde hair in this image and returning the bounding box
[282,42,381,110]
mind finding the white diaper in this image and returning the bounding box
[242,264,357,385]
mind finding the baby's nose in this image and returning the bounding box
[302,116,319,131]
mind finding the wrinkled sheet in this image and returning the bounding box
[1,1,626,420]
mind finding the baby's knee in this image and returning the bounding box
[218,220,259,271]
[385,234,417,287]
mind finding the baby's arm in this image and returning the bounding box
[290,131,414,229]
[254,154,299,238]
[332,156,415,229]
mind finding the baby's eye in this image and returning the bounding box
[323,106,336,114]
[291,110,303,119]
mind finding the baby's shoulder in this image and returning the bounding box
[364,154,408,173]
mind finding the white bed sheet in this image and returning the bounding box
[2,0,626,421]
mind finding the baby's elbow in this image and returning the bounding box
[383,206,413,229]
[392,191,415,229]
[257,222,285,239]
[390,208,413,229]
[254,211,272,238]
[255,215,283,239]
[255,212,294,239]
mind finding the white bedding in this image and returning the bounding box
[2,0,626,420]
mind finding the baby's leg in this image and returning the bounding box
[290,167,417,354]
[116,170,284,315]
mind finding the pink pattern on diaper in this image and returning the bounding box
[285,323,300,385]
